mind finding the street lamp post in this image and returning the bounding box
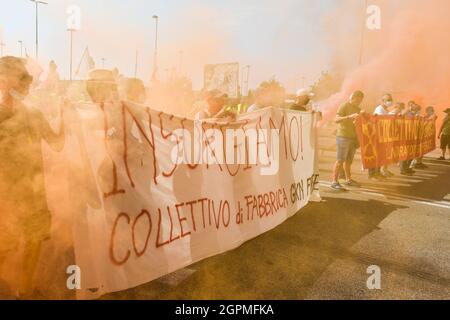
[240,66,245,97]
[245,65,251,96]
[18,40,23,57]
[67,28,76,81]
[151,15,159,81]
[30,0,48,61]
[0,41,5,57]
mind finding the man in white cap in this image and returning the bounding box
[290,88,314,111]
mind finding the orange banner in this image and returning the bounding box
[355,115,436,169]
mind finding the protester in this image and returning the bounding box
[42,60,60,93]
[247,86,271,113]
[389,102,405,115]
[438,108,450,160]
[426,106,437,120]
[397,101,419,174]
[331,90,365,190]
[405,101,417,117]
[86,69,119,104]
[369,94,394,179]
[121,77,146,104]
[410,104,428,169]
[423,106,438,164]
[290,88,314,111]
[397,102,415,175]
[0,56,65,297]
[390,102,407,175]
[374,93,393,116]
[195,90,234,121]
[415,104,422,116]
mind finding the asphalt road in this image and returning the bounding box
[104,130,450,300]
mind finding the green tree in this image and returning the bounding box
[255,78,286,107]
[311,71,343,101]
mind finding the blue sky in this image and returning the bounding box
[0,0,353,90]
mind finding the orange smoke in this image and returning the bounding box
[320,0,450,124]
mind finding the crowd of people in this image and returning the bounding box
[0,54,316,297]
[330,90,450,191]
[0,54,449,297]
[191,79,318,121]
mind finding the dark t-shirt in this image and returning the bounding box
[336,102,361,139]
[441,115,450,136]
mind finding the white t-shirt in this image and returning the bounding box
[374,105,389,115]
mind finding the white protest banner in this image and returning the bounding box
[42,104,320,299]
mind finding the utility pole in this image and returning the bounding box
[244,65,251,96]
[240,66,245,97]
[30,0,48,61]
[68,28,76,81]
[18,40,23,57]
[151,15,159,82]
[0,41,5,57]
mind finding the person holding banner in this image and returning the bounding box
[369,94,395,179]
[120,77,146,104]
[389,102,405,115]
[0,56,65,297]
[290,88,315,112]
[398,101,421,174]
[410,106,437,168]
[331,90,365,190]
[408,104,429,170]
[389,101,411,175]
[438,108,450,160]
[195,90,235,121]
[426,106,438,121]
[247,86,270,113]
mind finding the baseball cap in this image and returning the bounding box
[296,88,314,98]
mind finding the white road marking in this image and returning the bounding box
[318,180,450,209]
[411,201,450,209]
[360,191,386,198]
